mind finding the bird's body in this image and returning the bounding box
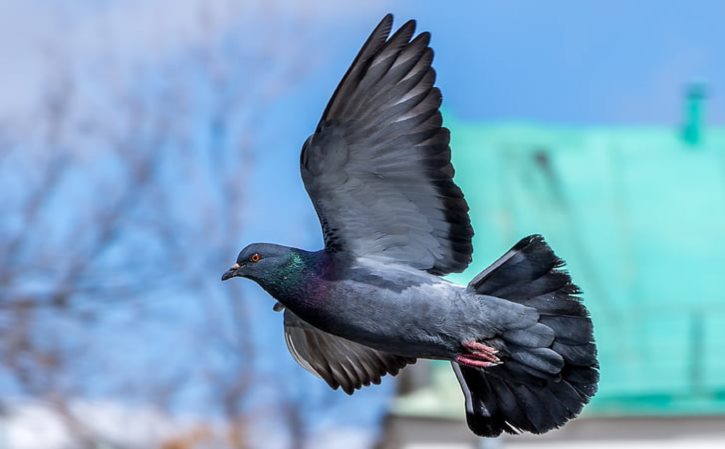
[252,248,532,360]
[222,14,599,438]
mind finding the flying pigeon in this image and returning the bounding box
[222,14,598,437]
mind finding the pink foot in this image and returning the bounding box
[456,341,501,369]
[464,341,499,356]
[455,354,498,369]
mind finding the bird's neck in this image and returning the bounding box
[261,250,332,305]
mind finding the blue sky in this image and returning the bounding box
[5,1,725,125]
[341,1,725,124]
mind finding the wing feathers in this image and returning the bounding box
[284,310,414,394]
[320,14,394,124]
[302,15,473,274]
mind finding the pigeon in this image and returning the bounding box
[222,14,598,437]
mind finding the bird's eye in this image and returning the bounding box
[249,253,262,263]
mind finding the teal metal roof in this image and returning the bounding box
[431,116,725,416]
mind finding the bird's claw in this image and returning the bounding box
[464,341,499,355]
[457,341,501,369]
[455,354,502,369]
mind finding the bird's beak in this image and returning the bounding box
[221,263,242,281]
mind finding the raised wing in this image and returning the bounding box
[284,310,414,394]
[300,14,473,275]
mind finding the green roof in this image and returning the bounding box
[399,116,725,417]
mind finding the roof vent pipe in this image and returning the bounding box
[682,83,707,146]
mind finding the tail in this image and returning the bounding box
[453,235,599,437]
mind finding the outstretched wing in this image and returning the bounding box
[284,310,414,394]
[300,14,473,275]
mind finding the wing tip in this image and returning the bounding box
[376,13,395,38]
[399,18,417,35]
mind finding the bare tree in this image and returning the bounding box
[0,1,355,448]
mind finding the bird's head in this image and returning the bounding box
[221,243,300,284]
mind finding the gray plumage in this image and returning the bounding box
[222,14,598,437]
[300,15,472,275]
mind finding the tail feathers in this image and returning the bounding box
[456,234,599,437]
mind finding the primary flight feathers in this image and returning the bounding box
[301,14,473,275]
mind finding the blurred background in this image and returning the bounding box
[2,1,725,448]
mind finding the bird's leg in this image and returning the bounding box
[455,341,501,369]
